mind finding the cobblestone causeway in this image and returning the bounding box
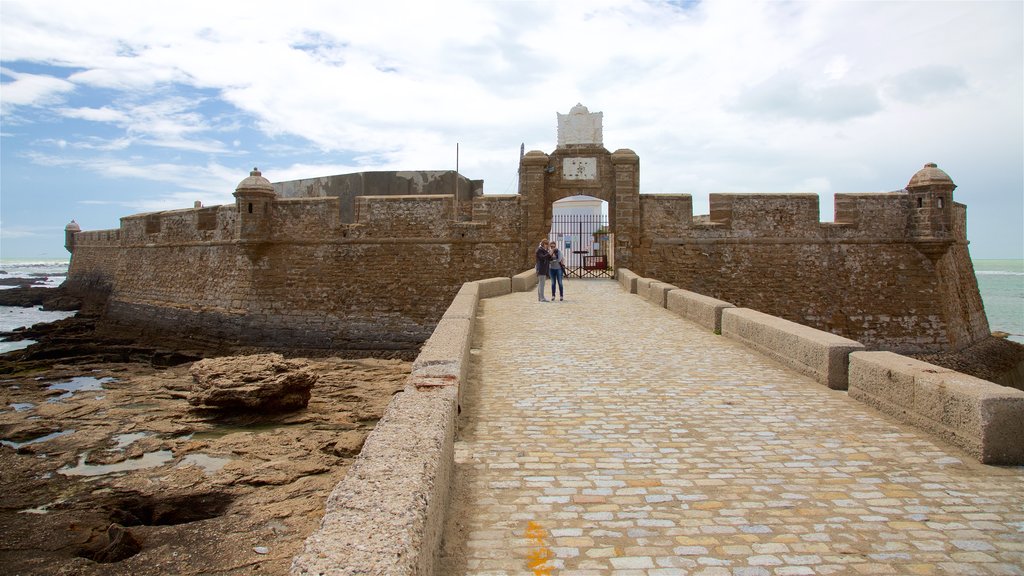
[440,279,1024,576]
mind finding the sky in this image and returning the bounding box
[1,0,1021,261]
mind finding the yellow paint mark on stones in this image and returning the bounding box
[525,521,554,575]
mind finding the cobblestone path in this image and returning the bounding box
[440,279,1024,575]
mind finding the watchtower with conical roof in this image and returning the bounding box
[906,162,956,260]
[233,167,276,242]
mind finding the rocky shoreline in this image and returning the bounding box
[0,288,411,575]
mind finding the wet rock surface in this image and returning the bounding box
[0,352,409,575]
[189,354,318,412]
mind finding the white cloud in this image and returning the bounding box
[0,67,75,111]
[0,0,1021,257]
[57,106,129,123]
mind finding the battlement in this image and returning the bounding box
[61,100,985,359]
[640,189,967,245]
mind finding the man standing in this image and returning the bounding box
[535,239,552,302]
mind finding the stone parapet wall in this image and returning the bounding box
[849,352,1024,465]
[665,288,735,334]
[721,307,866,390]
[291,276,514,575]
[625,277,1021,465]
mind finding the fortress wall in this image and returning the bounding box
[354,195,454,236]
[470,195,521,236]
[637,189,987,353]
[65,229,122,309]
[639,195,694,237]
[639,191,962,352]
[271,197,342,238]
[643,240,952,352]
[833,193,911,235]
[709,194,822,235]
[931,203,990,350]
[70,194,523,356]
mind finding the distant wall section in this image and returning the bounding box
[636,186,988,353]
[66,169,520,357]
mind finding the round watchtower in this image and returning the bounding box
[64,219,81,253]
[233,167,276,241]
[906,162,956,259]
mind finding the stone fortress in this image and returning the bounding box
[64,104,989,356]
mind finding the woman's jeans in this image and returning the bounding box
[549,268,564,298]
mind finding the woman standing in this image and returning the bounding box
[548,241,565,301]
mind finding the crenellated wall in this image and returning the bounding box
[637,192,988,353]
[64,131,989,357]
[66,183,523,357]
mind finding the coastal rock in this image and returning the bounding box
[188,354,317,412]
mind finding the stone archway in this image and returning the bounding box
[519,145,639,272]
[518,104,641,272]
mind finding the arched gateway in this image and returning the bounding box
[518,104,640,276]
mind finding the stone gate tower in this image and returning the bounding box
[519,104,640,269]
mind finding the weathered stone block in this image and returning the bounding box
[617,268,639,294]
[511,269,538,292]
[849,351,1024,465]
[645,281,677,308]
[635,277,655,298]
[475,277,512,299]
[721,308,865,389]
[666,290,735,333]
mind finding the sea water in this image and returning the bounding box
[0,258,1021,346]
[0,259,76,354]
[974,259,1024,344]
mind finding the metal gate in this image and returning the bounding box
[549,214,614,278]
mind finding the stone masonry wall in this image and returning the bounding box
[638,193,988,353]
[67,163,989,356]
[67,193,523,357]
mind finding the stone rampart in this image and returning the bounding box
[66,157,990,358]
[66,189,524,356]
[849,352,1024,465]
[638,190,988,353]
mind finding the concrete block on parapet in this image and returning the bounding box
[511,269,538,292]
[441,284,479,322]
[617,268,639,293]
[291,385,458,576]
[666,290,735,333]
[646,281,678,308]
[721,308,865,390]
[476,277,512,299]
[849,352,1024,465]
[635,277,656,299]
[411,317,472,387]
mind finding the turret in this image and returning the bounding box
[233,167,276,241]
[906,162,956,260]
[64,219,80,253]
